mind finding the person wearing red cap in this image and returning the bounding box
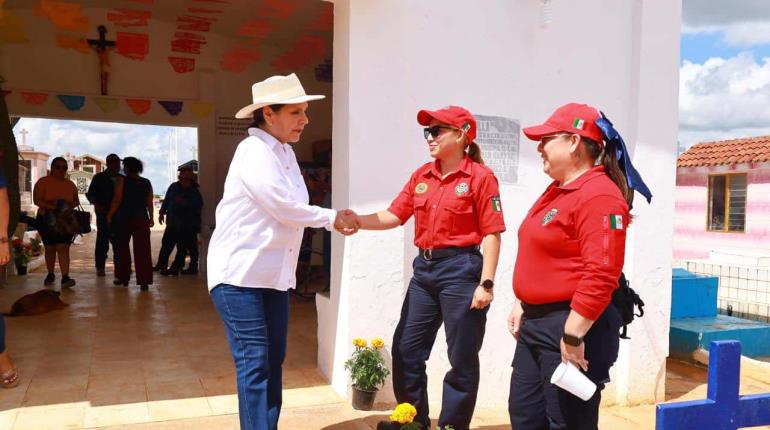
[351,106,505,430]
[507,103,630,429]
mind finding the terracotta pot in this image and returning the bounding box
[351,385,377,410]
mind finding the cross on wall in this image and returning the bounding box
[656,340,770,430]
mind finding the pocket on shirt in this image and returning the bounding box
[413,198,428,227]
[445,195,476,235]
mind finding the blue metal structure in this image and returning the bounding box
[656,340,770,429]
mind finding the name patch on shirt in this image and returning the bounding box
[542,208,558,225]
[415,182,428,194]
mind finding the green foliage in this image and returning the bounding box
[344,345,390,392]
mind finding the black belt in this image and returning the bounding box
[521,300,571,318]
[418,246,479,261]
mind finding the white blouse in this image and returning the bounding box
[207,128,336,291]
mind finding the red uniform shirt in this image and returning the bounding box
[513,166,629,320]
[388,156,506,249]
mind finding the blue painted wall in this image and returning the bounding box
[671,268,718,318]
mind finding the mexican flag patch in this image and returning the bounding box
[491,196,502,212]
[609,214,624,230]
[572,118,585,130]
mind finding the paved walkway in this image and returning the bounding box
[0,230,769,429]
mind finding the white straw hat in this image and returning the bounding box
[234,73,325,119]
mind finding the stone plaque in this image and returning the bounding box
[475,115,520,184]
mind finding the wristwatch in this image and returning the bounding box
[480,279,494,291]
[562,333,583,347]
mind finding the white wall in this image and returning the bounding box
[319,0,680,407]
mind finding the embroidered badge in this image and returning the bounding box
[491,196,502,212]
[415,183,428,194]
[542,208,558,226]
[609,214,624,230]
[455,182,469,196]
[572,117,585,130]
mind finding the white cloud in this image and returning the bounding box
[679,52,770,146]
[12,119,197,195]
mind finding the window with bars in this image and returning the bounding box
[708,173,747,232]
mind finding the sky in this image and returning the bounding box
[13,118,197,196]
[679,0,770,149]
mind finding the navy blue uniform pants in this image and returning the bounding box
[508,305,622,430]
[392,252,486,430]
[211,285,289,430]
[94,212,118,271]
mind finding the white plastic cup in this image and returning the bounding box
[550,362,597,401]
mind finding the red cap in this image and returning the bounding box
[417,106,476,142]
[523,103,604,146]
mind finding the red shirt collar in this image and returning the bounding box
[424,155,472,179]
[549,165,607,191]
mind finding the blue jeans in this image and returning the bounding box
[210,284,289,430]
[392,252,487,430]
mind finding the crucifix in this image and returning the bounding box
[87,25,116,96]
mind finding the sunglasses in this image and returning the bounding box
[423,125,458,140]
[540,133,573,145]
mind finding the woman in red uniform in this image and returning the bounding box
[353,106,505,430]
[508,103,651,430]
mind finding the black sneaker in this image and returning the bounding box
[96,268,106,277]
[61,276,76,289]
[44,273,55,286]
[152,265,164,272]
[113,279,128,287]
[160,268,179,277]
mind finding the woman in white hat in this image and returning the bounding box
[207,73,356,430]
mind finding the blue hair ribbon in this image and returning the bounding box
[594,112,652,206]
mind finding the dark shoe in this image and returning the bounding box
[376,421,402,430]
[44,273,55,286]
[140,284,149,291]
[61,276,76,289]
[113,279,128,287]
[181,267,198,275]
[152,265,164,272]
[96,269,106,277]
[160,268,178,277]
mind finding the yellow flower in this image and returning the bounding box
[371,338,385,349]
[389,403,417,424]
[352,338,367,348]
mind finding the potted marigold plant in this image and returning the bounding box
[345,337,389,410]
[11,239,31,275]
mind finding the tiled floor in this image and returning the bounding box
[3,230,770,429]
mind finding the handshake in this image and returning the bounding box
[334,209,360,236]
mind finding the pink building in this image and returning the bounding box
[675,136,770,261]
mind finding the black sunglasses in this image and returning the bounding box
[423,125,458,140]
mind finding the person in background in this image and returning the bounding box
[33,157,79,289]
[108,157,154,291]
[86,153,122,277]
[0,167,18,388]
[160,166,203,276]
[154,168,184,274]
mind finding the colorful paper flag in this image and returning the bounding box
[20,92,48,105]
[35,0,90,33]
[168,56,195,73]
[0,12,29,44]
[107,8,152,27]
[55,34,89,53]
[116,32,149,60]
[94,97,119,113]
[221,48,259,73]
[56,94,85,111]
[126,99,151,115]
[158,100,183,116]
[190,101,213,118]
